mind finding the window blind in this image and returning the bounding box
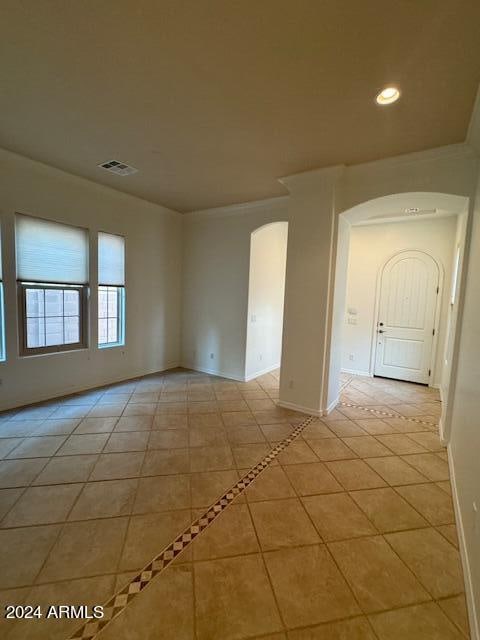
[16,214,88,284]
[98,232,125,286]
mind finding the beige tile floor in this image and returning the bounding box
[0,369,471,639]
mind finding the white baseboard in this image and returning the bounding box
[277,399,322,417]
[2,361,181,412]
[181,361,281,383]
[326,395,340,415]
[245,363,281,382]
[438,385,447,443]
[341,368,373,377]
[447,446,479,640]
[180,362,245,382]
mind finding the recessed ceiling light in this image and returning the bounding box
[405,207,420,214]
[376,86,400,105]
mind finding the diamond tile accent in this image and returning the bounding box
[68,414,315,638]
[340,402,438,428]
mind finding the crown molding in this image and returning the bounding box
[279,164,345,193]
[467,85,480,155]
[345,143,476,177]
[185,195,289,219]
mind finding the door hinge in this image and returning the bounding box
[428,369,431,376]
[436,286,439,294]
[432,328,435,336]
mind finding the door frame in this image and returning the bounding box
[369,249,444,387]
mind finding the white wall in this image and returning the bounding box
[181,198,288,380]
[326,216,351,409]
[0,148,183,410]
[440,210,469,436]
[448,165,480,638]
[278,167,342,416]
[245,222,288,379]
[341,216,457,386]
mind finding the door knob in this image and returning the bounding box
[378,329,385,334]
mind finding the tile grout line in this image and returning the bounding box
[67,414,316,639]
[247,433,382,640]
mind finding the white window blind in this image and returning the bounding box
[98,232,125,286]
[16,214,88,284]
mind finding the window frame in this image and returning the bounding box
[18,282,88,357]
[98,284,126,349]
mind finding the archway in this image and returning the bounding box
[327,191,470,441]
[245,221,288,380]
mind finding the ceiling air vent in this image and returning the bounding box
[98,160,138,176]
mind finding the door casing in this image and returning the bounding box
[369,249,444,386]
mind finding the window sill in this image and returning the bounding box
[19,347,89,359]
[98,343,125,350]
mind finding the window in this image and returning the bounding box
[0,226,5,362]
[16,214,89,355]
[98,232,125,347]
[21,284,86,350]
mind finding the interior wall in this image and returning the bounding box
[326,215,351,409]
[181,198,288,380]
[448,164,480,638]
[0,148,183,410]
[245,222,288,379]
[440,210,469,434]
[341,216,457,386]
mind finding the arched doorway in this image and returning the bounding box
[327,191,470,440]
[245,221,288,380]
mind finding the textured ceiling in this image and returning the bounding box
[1,1,480,212]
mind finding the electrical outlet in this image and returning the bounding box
[349,354,355,361]
[210,353,214,360]
[259,354,263,361]
[288,380,294,389]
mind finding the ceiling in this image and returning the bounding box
[1,1,480,213]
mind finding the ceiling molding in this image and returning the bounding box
[185,195,289,220]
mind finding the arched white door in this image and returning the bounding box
[374,250,440,384]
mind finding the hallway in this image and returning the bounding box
[0,371,470,639]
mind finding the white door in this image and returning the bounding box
[374,250,440,384]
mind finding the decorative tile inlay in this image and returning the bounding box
[340,402,438,428]
[69,414,316,639]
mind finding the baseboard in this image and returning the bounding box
[2,361,182,412]
[447,446,479,640]
[277,399,322,417]
[245,363,280,382]
[341,368,373,377]
[180,362,245,382]
[326,395,340,415]
[438,385,447,442]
